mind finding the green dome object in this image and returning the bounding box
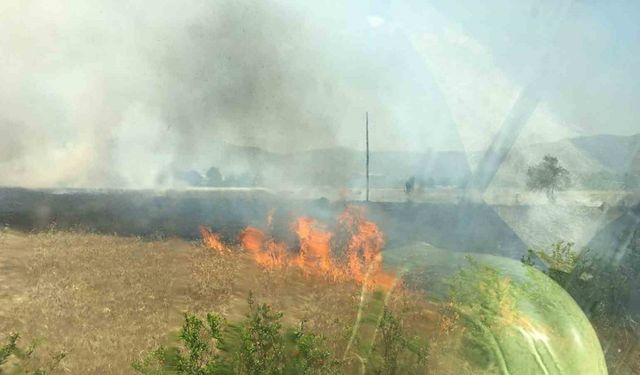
[384,243,608,375]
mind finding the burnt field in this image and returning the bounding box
[0,187,536,258]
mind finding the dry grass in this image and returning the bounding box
[0,229,436,374]
[4,229,634,374]
[2,230,201,373]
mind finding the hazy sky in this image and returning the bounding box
[1,0,639,187]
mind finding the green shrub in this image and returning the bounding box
[284,321,337,375]
[0,333,65,375]
[132,312,232,375]
[133,294,339,375]
[235,294,285,375]
[520,241,578,286]
[369,308,429,375]
[522,239,637,320]
[0,334,19,369]
[566,250,633,320]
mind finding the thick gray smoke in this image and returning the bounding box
[1,0,639,189]
[0,1,376,188]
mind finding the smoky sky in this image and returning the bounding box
[0,0,639,188]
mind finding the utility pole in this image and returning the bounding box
[366,112,370,202]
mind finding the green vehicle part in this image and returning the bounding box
[380,242,608,375]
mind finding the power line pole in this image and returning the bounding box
[366,111,370,202]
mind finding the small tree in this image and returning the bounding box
[205,167,224,187]
[526,155,570,202]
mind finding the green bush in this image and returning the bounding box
[235,294,285,375]
[133,290,434,375]
[522,239,637,320]
[133,294,338,375]
[0,333,65,375]
[131,311,232,375]
[525,241,578,286]
[284,321,337,375]
[369,308,429,375]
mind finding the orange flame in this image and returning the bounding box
[239,226,288,269]
[339,206,389,288]
[200,206,395,289]
[291,217,334,275]
[199,225,229,253]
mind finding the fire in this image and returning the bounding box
[291,217,334,275]
[239,226,288,269]
[199,225,229,253]
[238,226,265,254]
[200,206,395,289]
[339,206,390,288]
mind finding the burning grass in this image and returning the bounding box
[200,205,395,290]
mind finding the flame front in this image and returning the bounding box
[199,225,229,253]
[339,206,391,288]
[201,206,395,289]
[291,217,334,275]
[239,226,288,269]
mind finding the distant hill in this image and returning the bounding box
[179,134,640,190]
[570,134,640,174]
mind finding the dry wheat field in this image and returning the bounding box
[0,229,455,374]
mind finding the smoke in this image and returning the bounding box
[2,0,638,189]
[0,0,374,188]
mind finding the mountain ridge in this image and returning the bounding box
[187,133,640,189]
